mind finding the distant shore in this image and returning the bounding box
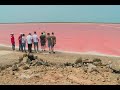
[0,22,120,24]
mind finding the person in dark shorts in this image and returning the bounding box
[40,32,46,51]
[51,32,56,53]
[21,34,26,52]
[18,33,22,51]
[46,33,52,53]
[10,33,15,51]
[26,33,33,53]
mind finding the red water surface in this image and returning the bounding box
[0,23,120,56]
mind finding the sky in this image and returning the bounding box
[0,5,120,23]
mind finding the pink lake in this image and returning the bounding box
[0,23,120,56]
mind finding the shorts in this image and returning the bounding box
[48,42,53,48]
[34,42,38,46]
[41,42,45,46]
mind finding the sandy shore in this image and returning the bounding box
[0,46,120,85]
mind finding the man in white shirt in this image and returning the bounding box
[26,33,33,53]
[21,34,26,52]
[32,31,39,53]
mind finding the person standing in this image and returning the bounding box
[46,33,52,53]
[43,31,47,50]
[32,31,39,53]
[26,33,33,53]
[18,33,22,51]
[51,32,56,53]
[21,34,26,52]
[10,33,15,51]
[40,32,46,51]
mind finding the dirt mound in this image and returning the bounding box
[0,53,119,85]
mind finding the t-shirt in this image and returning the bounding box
[40,35,46,43]
[51,35,56,44]
[18,35,22,44]
[47,36,52,44]
[26,35,33,44]
[11,36,15,44]
[32,34,39,42]
[22,36,26,44]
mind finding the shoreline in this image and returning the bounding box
[0,44,120,58]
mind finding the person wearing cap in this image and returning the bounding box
[18,33,22,51]
[10,33,15,51]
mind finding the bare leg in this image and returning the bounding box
[34,43,36,52]
[37,43,38,52]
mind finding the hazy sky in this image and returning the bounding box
[0,5,120,23]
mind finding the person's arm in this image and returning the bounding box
[25,38,26,44]
[13,37,15,44]
[37,36,39,42]
[54,37,56,44]
[31,36,33,43]
[26,37,28,44]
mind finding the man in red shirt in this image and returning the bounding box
[10,33,15,51]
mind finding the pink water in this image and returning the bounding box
[0,23,120,56]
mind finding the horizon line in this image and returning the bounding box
[0,22,120,24]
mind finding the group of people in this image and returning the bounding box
[10,31,56,54]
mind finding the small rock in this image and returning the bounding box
[23,66,30,70]
[23,53,28,58]
[23,57,28,63]
[31,61,37,66]
[28,53,35,61]
[75,57,82,64]
[93,58,102,66]
[6,67,12,71]
[87,64,97,73]
[26,58,32,64]
[12,64,18,71]
[34,56,38,59]
[77,63,82,67]
[0,65,6,71]
[5,65,12,68]
[22,64,30,70]
[44,62,50,66]
[102,79,106,82]
[64,62,73,66]
[9,71,15,75]
[111,60,120,73]
[17,63,24,67]
[82,66,88,73]
[18,56,23,63]
[35,61,44,66]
